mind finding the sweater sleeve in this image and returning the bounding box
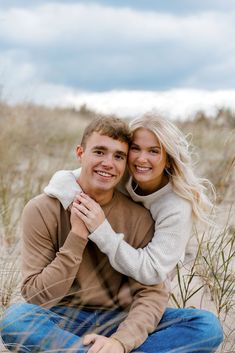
[109,217,169,352]
[21,197,88,308]
[89,202,192,285]
[44,169,81,209]
[111,280,168,353]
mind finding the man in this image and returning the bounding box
[1,117,168,353]
[1,117,223,353]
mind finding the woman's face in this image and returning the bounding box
[128,128,168,194]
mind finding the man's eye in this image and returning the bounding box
[115,154,125,160]
[94,150,104,155]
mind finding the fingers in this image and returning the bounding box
[76,193,99,211]
[83,333,98,345]
[72,192,105,232]
[73,201,90,216]
[73,193,99,218]
[84,334,105,353]
[87,340,104,353]
[73,193,92,216]
[83,335,124,353]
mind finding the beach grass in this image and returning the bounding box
[0,102,234,352]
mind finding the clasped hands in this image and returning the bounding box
[70,192,105,236]
[82,334,124,353]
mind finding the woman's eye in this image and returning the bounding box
[130,145,139,151]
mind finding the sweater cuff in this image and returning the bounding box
[111,337,127,353]
[60,231,88,260]
[44,170,81,209]
[88,219,124,249]
[111,331,135,353]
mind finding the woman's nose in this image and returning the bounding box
[136,152,148,163]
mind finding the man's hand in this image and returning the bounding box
[73,192,106,232]
[83,334,124,353]
[70,199,89,238]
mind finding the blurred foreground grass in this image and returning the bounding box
[0,102,234,352]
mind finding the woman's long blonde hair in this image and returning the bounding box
[129,113,215,224]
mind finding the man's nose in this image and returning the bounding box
[100,155,114,168]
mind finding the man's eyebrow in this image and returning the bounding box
[92,145,108,151]
[116,151,128,157]
[92,146,127,157]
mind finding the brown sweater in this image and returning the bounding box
[21,191,168,352]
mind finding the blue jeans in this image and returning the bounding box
[0,303,223,353]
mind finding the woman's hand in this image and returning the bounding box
[72,192,106,232]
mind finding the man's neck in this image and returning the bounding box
[77,178,114,206]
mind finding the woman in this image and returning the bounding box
[44,114,214,285]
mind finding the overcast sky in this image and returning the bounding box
[1,0,235,118]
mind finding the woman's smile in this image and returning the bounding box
[128,128,168,194]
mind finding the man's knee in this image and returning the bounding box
[1,303,38,339]
[193,309,224,346]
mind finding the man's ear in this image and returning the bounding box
[76,145,84,162]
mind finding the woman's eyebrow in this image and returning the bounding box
[149,146,161,150]
[131,143,161,149]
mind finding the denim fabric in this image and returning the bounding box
[0,303,223,353]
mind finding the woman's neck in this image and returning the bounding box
[132,175,169,196]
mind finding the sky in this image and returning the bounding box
[0,0,235,119]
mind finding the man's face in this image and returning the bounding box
[77,132,128,198]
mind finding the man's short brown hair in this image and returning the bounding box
[81,116,132,147]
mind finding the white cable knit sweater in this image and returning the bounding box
[44,168,193,285]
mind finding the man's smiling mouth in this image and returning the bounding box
[95,170,115,178]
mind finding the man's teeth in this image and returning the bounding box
[97,171,113,177]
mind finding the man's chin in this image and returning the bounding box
[92,180,117,192]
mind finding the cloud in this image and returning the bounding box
[0,4,234,48]
[0,1,235,114]
[63,89,235,119]
[0,50,36,91]
[3,83,235,121]
[0,0,234,14]
[0,2,234,92]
